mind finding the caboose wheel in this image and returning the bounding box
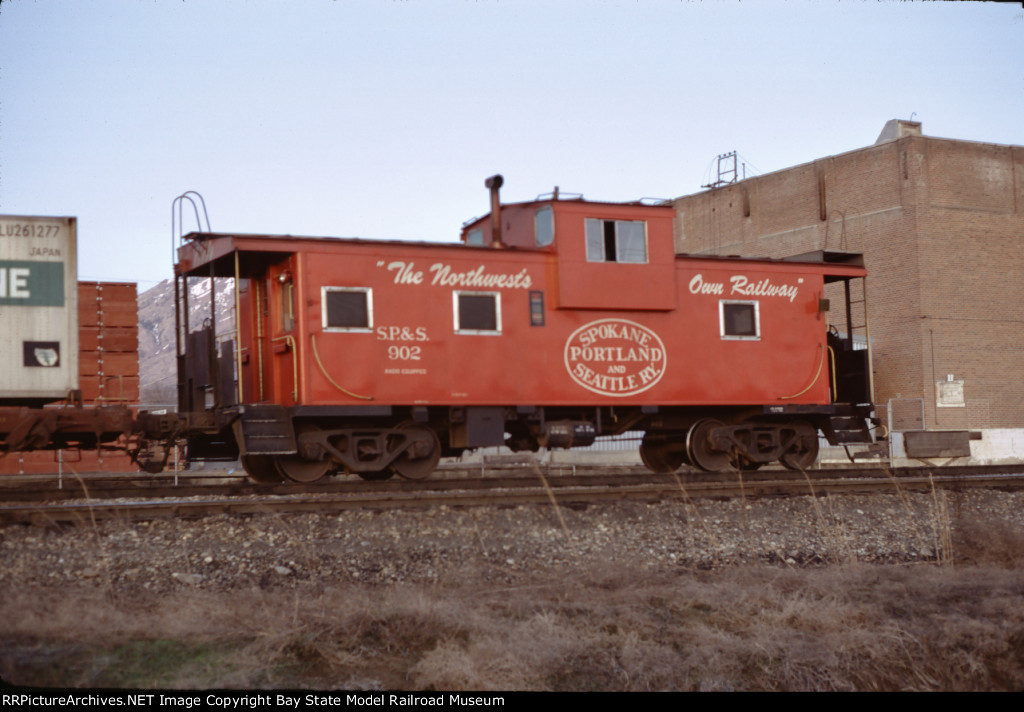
[241,455,284,483]
[389,422,441,480]
[686,419,731,472]
[639,432,688,473]
[274,455,331,483]
[273,424,332,483]
[779,420,819,471]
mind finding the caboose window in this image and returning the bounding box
[454,291,501,334]
[323,287,372,332]
[720,300,760,340]
[584,219,647,263]
[280,282,295,332]
[535,206,554,247]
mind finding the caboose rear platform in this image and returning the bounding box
[142,178,877,481]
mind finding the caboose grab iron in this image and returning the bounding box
[140,176,877,482]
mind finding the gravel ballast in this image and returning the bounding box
[2,489,1022,592]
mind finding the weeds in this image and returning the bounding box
[928,474,954,566]
[672,472,721,568]
[4,562,1024,690]
[532,463,581,563]
[4,489,1024,690]
[953,519,1024,568]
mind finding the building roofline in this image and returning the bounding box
[677,124,1023,199]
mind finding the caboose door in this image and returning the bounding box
[261,259,299,405]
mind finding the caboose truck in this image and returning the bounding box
[137,177,878,481]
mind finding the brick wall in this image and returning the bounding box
[672,132,1024,430]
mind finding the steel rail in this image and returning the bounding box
[2,472,1023,525]
[2,463,1022,504]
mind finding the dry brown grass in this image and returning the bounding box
[3,559,1024,691]
[4,486,1024,690]
[954,518,1024,569]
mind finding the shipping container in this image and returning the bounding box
[0,215,78,404]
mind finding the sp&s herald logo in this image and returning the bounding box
[564,319,666,397]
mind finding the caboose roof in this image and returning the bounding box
[176,231,526,278]
[177,230,865,284]
[459,196,675,232]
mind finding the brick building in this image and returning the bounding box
[671,120,1024,450]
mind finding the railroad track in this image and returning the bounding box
[1,462,1021,502]
[2,466,1023,525]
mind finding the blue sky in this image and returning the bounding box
[1,0,1021,290]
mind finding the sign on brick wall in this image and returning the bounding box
[937,379,966,408]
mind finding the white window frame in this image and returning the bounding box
[453,290,502,335]
[322,286,373,333]
[585,218,648,264]
[719,300,760,341]
[535,206,555,247]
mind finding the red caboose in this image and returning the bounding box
[163,177,875,482]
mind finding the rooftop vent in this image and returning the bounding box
[875,119,922,144]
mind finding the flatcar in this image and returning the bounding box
[0,215,135,460]
[137,176,877,482]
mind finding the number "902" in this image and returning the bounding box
[387,345,421,361]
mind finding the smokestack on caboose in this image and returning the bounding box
[485,174,505,249]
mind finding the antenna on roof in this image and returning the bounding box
[702,151,739,189]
